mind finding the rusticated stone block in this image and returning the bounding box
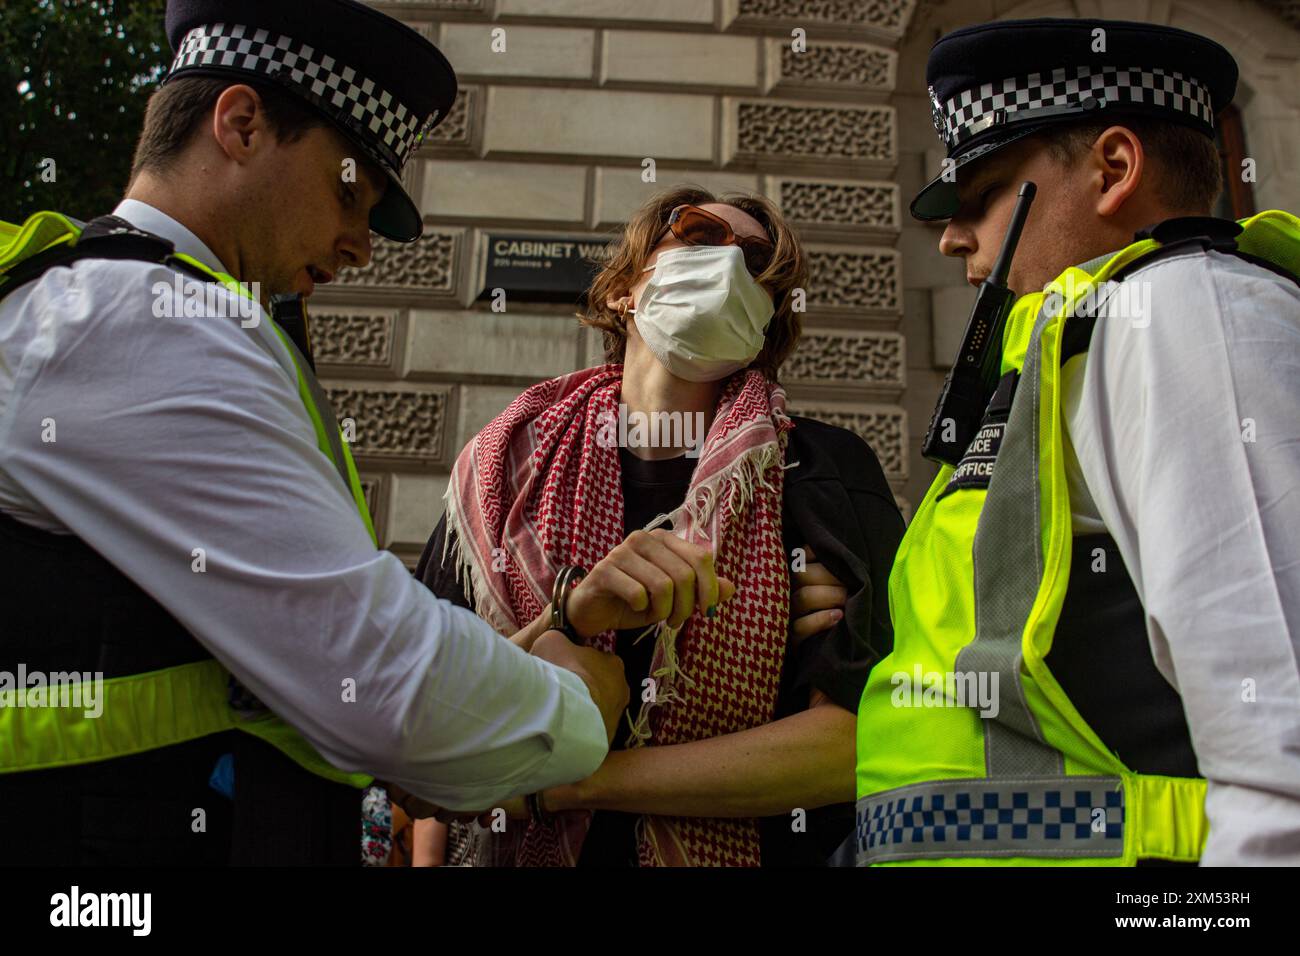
[770,177,899,232]
[496,0,712,23]
[594,167,761,229]
[484,87,715,162]
[324,384,453,466]
[311,309,397,368]
[422,85,478,153]
[728,100,895,164]
[386,472,451,553]
[805,245,902,315]
[782,329,905,388]
[439,24,594,81]
[419,159,588,224]
[406,309,581,381]
[329,230,460,297]
[730,0,916,39]
[603,31,760,89]
[786,400,908,479]
[771,39,895,92]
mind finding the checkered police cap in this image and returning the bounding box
[911,18,1238,221]
[930,65,1215,151]
[171,24,433,173]
[164,0,457,242]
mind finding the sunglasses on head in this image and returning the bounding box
[656,204,775,279]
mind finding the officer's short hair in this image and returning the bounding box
[1038,118,1224,214]
[130,76,328,179]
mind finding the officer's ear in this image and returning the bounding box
[211,84,271,161]
[1089,125,1145,219]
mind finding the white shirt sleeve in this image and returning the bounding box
[0,258,608,810]
[1062,249,1300,865]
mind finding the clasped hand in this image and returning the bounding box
[385,527,735,822]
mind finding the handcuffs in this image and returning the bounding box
[523,564,590,826]
[549,564,588,644]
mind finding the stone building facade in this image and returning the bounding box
[316,0,1299,566]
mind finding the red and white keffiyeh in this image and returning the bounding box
[442,363,793,866]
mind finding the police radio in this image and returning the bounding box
[921,181,1036,467]
[269,293,316,371]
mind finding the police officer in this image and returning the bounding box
[854,18,1300,866]
[0,0,736,864]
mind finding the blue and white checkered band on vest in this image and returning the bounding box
[930,65,1214,150]
[169,23,439,174]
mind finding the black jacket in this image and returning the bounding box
[415,414,905,866]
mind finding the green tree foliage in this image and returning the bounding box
[1,0,169,221]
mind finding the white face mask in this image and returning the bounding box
[629,244,774,383]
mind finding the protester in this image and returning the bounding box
[414,186,905,866]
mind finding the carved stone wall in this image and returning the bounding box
[425,84,477,153]
[342,0,923,559]
[786,402,908,480]
[330,232,460,298]
[351,0,1295,543]
[729,101,896,166]
[774,179,899,231]
[783,330,905,389]
[732,0,916,38]
[806,247,902,314]
[776,40,895,90]
[312,310,398,369]
[324,385,452,467]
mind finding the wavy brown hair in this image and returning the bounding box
[580,185,808,381]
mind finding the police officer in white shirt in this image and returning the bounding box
[0,0,734,864]
[853,17,1299,866]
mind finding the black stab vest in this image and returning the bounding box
[0,218,358,865]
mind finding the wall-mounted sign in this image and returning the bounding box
[479,233,614,303]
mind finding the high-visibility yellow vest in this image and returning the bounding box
[854,210,1300,865]
[0,210,375,788]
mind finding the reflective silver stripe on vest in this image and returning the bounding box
[855,776,1125,864]
[859,293,1129,865]
[954,301,1063,777]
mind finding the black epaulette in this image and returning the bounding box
[0,214,211,303]
[0,215,318,367]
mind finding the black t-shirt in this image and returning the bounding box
[414,416,904,866]
[575,448,695,867]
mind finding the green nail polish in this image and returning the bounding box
[706,605,717,618]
